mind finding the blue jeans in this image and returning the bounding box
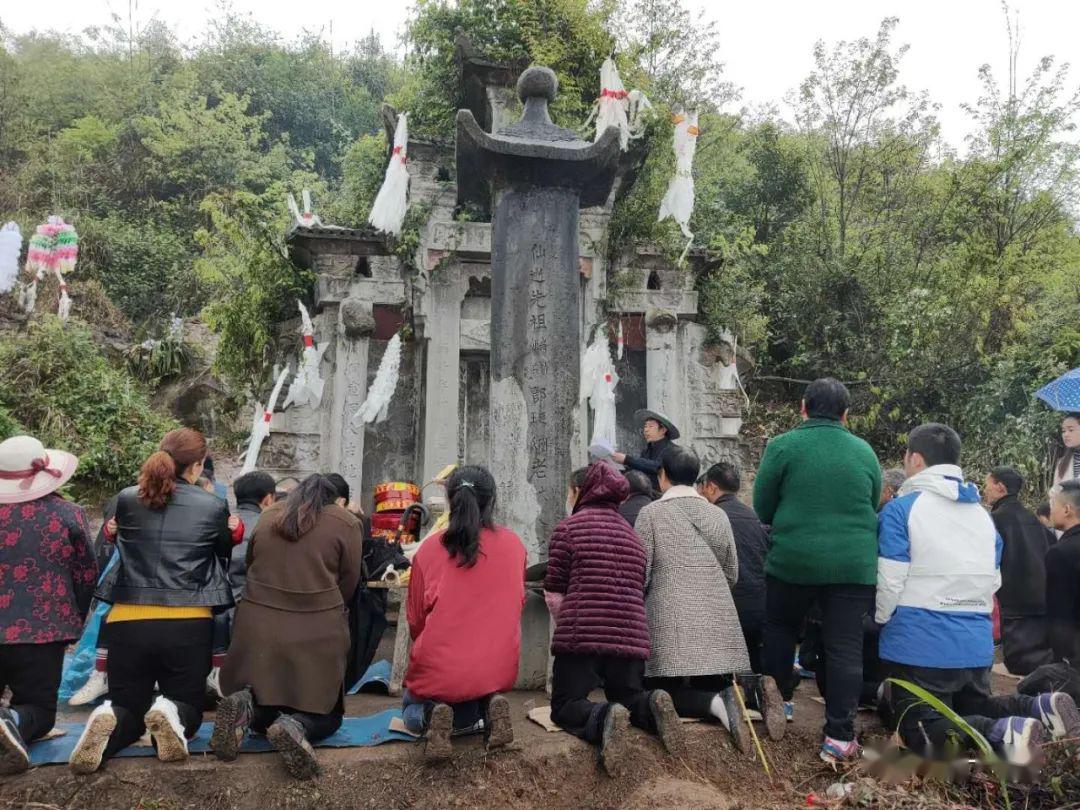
[401,689,484,735]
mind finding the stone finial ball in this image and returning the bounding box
[517,66,558,103]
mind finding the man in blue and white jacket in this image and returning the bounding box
[877,423,1079,765]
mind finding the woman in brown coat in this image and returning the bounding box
[212,474,363,779]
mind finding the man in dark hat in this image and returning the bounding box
[612,409,680,492]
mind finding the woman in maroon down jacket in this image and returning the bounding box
[543,461,683,776]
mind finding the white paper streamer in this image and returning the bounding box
[242,366,290,474]
[287,189,323,229]
[355,333,402,424]
[659,111,699,262]
[584,59,652,152]
[596,57,631,150]
[283,301,328,409]
[56,274,71,322]
[368,114,410,236]
[0,222,21,294]
[580,336,619,454]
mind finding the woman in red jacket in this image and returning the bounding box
[402,465,526,758]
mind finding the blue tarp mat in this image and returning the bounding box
[347,658,391,695]
[29,708,416,766]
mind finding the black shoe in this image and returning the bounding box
[757,676,786,742]
[425,703,453,761]
[483,694,514,750]
[648,690,685,757]
[211,688,254,762]
[600,704,632,777]
[267,715,319,780]
[0,708,29,775]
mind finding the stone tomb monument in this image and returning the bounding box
[456,66,621,557]
[274,60,746,544]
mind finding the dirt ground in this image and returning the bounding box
[1,684,867,810]
[1,671,1035,810]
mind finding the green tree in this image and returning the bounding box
[195,187,315,392]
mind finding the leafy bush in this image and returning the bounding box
[196,188,314,392]
[125,323,196,385]
[78,213,195,322]
[0,404,24,440]
[326,132,388,227]
[0,318,178,501]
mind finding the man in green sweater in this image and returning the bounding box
[752,378,881,764]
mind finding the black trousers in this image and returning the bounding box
[212,609,235,656]
[738,607,765,674]
[550,654,655,744]
[252,703,342,743]
[1001,616,1054,676]
[0,642,66,742]
[762,577,875,741]
[104,619,212,759]
[887,663,1035,758]
[645,674,733,718]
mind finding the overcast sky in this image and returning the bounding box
[2,0,1078,149]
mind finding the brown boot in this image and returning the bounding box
[483,694,514,750]
[425,703,453,761]
[267,715,320,780]
[599,704,633,777]
[649,689,686,757]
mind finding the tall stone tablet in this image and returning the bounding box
[456,66,620,559]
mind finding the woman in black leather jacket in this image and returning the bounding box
[70,428,234,774]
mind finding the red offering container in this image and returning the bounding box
[374,481,420,504]
[370,513,402,531]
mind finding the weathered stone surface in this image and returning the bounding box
[319,276,406,309]
[646,308,679,332]
[616,289,699,316]
[340,297,376,339]
[490,188,581,559]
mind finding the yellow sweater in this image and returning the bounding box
[107,604,212,623]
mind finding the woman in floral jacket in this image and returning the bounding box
[0,435,98,775]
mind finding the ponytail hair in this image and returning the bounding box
[138,427,208,510]
[276,473,338,542]
[443,465,496,568]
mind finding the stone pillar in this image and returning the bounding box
[330,297,376,498]
[421,269,469,487]
[490,187,580,558]
[645,309,689,434]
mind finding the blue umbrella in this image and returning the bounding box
[1036,369,1080,411]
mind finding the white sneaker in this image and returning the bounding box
[70,701,117,775]
[144,696,188,762]
[69,670,108,706]
[993,716,1049,767]
[206,667,223,700]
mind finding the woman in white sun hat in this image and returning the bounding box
[0,435,98,775]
